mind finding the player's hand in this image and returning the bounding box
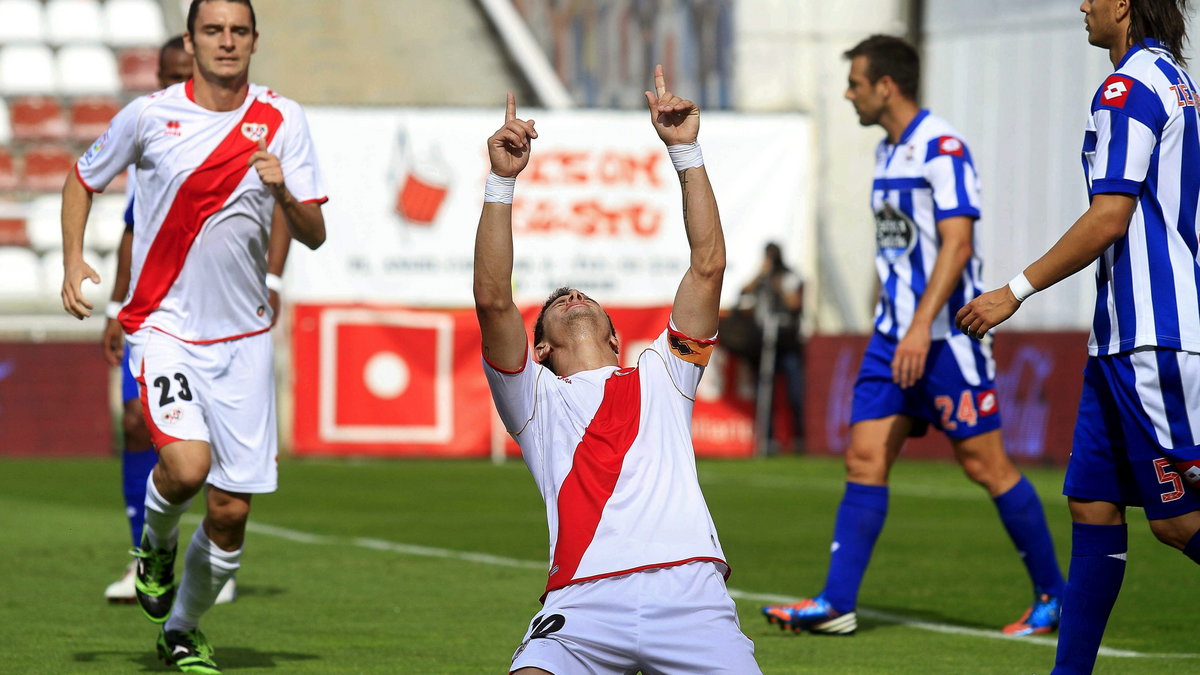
[61,258,100,319]
[892,323,931,389]
[644,64,699,146]
[488,93,537,178]
[955,286,1021,340]
[249,138,286,199]
[268,289,281,328]
[102,318,124,366]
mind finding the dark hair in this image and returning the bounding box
[1129,0,1190,65]
[533,287,616,375]
[843,34,920,100]
[186,0,257,35]
[158,35,186,68]
[764,242,789,275]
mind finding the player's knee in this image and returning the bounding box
[1148,519,1194,550]
[844,444,887,483]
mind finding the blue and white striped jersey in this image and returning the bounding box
[871,110,983,341]
[1083,38,1200,356]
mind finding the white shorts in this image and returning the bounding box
[129,329,278,493]
[509,561,759,675]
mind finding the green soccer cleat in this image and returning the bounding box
[133,535,177,623]
[157,628,220,674]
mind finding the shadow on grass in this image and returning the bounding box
[862,603,1001,632]
[73,647,319,670]
[231,584,288,599]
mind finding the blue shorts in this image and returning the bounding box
[1064,350,1200,520]
[850,332,1002,440]
[122,343,139,403]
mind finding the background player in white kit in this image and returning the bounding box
[474,68,760,674]
[60,1,326,672]
[958,1,1200,672]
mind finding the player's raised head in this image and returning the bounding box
[533,287,618,375]
[185,0,258,82]
[157,35,191,89]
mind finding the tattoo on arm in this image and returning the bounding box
[679,170,689,227]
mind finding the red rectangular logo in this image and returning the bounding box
[1101,75,1133,108]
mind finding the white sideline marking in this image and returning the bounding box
[224,518,1200,661]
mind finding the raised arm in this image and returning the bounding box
[644,65,725,338]
[473,93,538,371]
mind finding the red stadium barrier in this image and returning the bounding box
[0,342,111,456]
[804,333,1089,465]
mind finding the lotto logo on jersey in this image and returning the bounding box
[976,389,999,417]
[240,122,269,143]
[937,136,964,157]
[1101,75,1133,108]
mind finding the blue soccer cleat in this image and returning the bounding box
[761,595,857,635]
[1003,593,1061,636]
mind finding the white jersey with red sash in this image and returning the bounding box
[75,80,327,343]
[483,322,729,601]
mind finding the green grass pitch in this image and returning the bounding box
[1,455,1196,673]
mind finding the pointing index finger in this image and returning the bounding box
[654,64,666,98]
[506,92,516,122]
[257,138,267,152]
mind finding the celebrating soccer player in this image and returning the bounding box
[61,1,326,672]
[761,35,1066,637]
[957,1,1200,672]
[474,69,761,673]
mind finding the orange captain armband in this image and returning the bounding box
[666,327,716,366]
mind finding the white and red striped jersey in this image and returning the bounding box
[75,80,327,343]
[484,322,729,600]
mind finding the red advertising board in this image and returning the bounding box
[0,342,111,456]
[291,304,757,457]
[804,333,1089,465]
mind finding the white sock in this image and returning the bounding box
[164,526,242,633]
[142,474,191,550]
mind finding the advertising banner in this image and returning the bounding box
[0,343,110,456]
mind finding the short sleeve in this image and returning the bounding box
[1090,108,1158,195]
[924,136,981,221]
[482,348,540,435]
[278,104,327,204]
[75,98,146,193]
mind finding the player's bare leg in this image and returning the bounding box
[763,416,909,634]
[956,430,1065,636]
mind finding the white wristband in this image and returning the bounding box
[667,142,703,172]
[105,301,121,320]
[484,172,516,204]
[1008,272,1038,302]
[265,273,283,293]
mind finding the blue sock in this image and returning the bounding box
[993,475,1066,597]
[1052,523,1127,675]
[122,448,158,548]
[820,482,888,612]
[1184,529,1200,565]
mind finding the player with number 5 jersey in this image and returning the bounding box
[761,35,1065,639]
[59,2,326,673]
[957,1,1200,672]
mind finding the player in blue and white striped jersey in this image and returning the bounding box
[957,2,1200,672]
[762,34,1065,639]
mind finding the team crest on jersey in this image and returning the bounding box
[875,202,918,263]
[241,122,269,143]
[937,136,963,157]
[1101,75,1133,108]
[162,408,184,425]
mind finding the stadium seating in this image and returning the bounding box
[86,193,129,253]
[57,44,122,96]
[45,0,106,46]
[104,0,166,47]
[0,146,17,191]
[0,0,46,44]
[40,248,113,305]
[0,45,58,96]
[10,96,68,142]
[25,194,63,252]
[117,46,160,91]
[22,145,74,192]
[0,98,10,146]
[0,212,28,246]
[69,96,121,142]
[0,246,42,304]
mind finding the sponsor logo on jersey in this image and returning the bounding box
[1101,75,1133,108]
[240,122,269,143]
[79,130,109,166]
[875,202,918,263]
[1176,460,1200,486]
[977,389,999,416]
[937,136,963,157]
[164,120,182,137]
